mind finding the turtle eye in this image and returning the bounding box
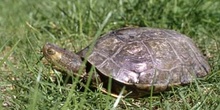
[47,48,55,55]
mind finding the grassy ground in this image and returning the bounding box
[0,0,220,109]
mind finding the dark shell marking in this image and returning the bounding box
[79,27,210,95]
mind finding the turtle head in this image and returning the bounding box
[42,43,83,73]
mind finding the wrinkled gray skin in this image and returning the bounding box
[43,27,210,98]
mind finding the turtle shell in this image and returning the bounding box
[78,27,210,97]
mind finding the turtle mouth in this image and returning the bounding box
[42,43,53,59]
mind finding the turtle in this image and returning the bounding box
[42,27,210,98]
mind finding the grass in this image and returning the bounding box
[0,0,220,109]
